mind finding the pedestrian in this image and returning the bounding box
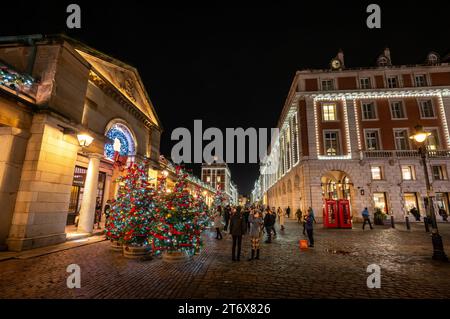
[277,207,282,224]
[286,206,291,219]
[296,208,302,224]
[104,199,111,225]
[305,210,315,247]
[230,207,247,261]
[243,207,250,234]
[213,208,223,240]
[224,205,231,232]
[362,207,373,230]
[264,208,276,243]
[279,206,285,231]
[304,207,316,235]
[248,209,264,260]
[95,197,102,230]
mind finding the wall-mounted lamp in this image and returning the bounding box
[77,134,94,148]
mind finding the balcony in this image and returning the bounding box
[362,150,450,159]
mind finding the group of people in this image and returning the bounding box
[212,204,317,261]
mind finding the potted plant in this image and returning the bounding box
[373,208,387,225]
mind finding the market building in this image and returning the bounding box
[201,161,238,205]
[0,34,163,251]
[255,49,450,223]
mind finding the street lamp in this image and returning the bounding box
[409,125,448,261]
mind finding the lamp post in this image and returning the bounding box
[410,125,448,261]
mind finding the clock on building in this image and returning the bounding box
[331,58,342,70]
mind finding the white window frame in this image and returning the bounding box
[401,165,416,181]
[387,76,400,88]
[321,79,335,91]
[418,99,437,119]
[361,101,378,121]
[371,166,383,180]
[363,128,382,151]
[323,129,342,156]
[424,127,441,150]
[432,165,448,181]
[359,77,371,89]
[321,102,338,122]
[389,100,407,120]
[393,128,411,150]
[414,74,428,87]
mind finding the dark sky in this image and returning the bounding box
[2,1,450,194]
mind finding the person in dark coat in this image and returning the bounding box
[229,207,247,261]
[305,210,315,247]
[286,206,291,219]
[243,208,250,233]
[224,205,231,232]
[264,208,276,243]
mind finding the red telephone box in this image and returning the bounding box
[323,199,338,228]
[338,199,352,228]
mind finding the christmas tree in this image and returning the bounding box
[213,186,227,209]
[105,162,156,246]
[149,167,211,256]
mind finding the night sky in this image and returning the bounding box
[2,1,449,194]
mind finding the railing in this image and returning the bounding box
[362,149,450,159]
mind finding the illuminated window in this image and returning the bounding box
[373,193,387,213]
[401,165,415,180]
[217,176,221,182]
[371,166,383,180]
[425,128,440,150]
[206,176,211,182]
[322,103,337,121]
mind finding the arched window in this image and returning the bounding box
[377,56,388,67]
[104,121,137,160]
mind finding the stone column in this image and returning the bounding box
[77,154,101,233]
[0,127,30,250]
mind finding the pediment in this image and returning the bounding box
[75,49,160,127]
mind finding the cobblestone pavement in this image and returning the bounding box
[1,220,450,299]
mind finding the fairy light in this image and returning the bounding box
[353,98,363,156]
[437,93,450,149]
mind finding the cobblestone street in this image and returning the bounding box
[1,220,450,299]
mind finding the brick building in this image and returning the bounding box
[256,49,450,223]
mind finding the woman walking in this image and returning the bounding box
[248,209,264,260]
[213,207,223,240]
[278,206,285,231]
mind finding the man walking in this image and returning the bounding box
[362,207,373,230]
[230,207,247,261]
[264,208,276,243]
[286,206,291,219]
[305,210,315,247]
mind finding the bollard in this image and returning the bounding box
[424,217,430,233]
[390,215,395,228]
[405,215,411,230]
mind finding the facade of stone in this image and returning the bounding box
[0,34,164,251]
[254,49,450,223]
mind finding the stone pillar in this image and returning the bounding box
[0,127,30,250]
[7,114,79,251]
[77,154,101,233]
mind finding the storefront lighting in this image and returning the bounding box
[77,134,94,148]
[162,170,169,177]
